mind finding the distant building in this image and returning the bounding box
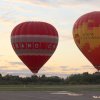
[93,72,100,75]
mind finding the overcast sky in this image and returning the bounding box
[0,0,99,77]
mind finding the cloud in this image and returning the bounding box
[0,0,99,24]
[0,55,4,57]
[60,35,73,41]
[0,0,35,23]
[60,66,69,71]
[0,66,8,69]
[80,65,94,69]
[2,0,99,11]
[0,69,32,76]
[41,65,95,74]
[8,61,24,66]
[0,68,70,78]
[17,0,60,7]
[21,0,100,8]
[74,65,95,71]
[0,64,96,78]
[60,66,80,72]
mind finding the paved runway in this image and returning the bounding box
[0,91,99,100]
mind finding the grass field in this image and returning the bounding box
[0,85,99,92]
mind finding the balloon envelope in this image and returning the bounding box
[73,11,100,71]
[11,21,58,73]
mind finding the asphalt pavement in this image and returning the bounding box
[0,91,99,100]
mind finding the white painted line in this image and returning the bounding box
[93,96,100,99]
[51,91,83,96]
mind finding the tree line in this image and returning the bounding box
[0,72,99,85]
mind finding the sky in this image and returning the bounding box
[0,0,100,78]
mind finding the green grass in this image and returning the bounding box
[0,85,100,92]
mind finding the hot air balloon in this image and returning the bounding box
[11,21,59,73]
[73,11,100,71]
